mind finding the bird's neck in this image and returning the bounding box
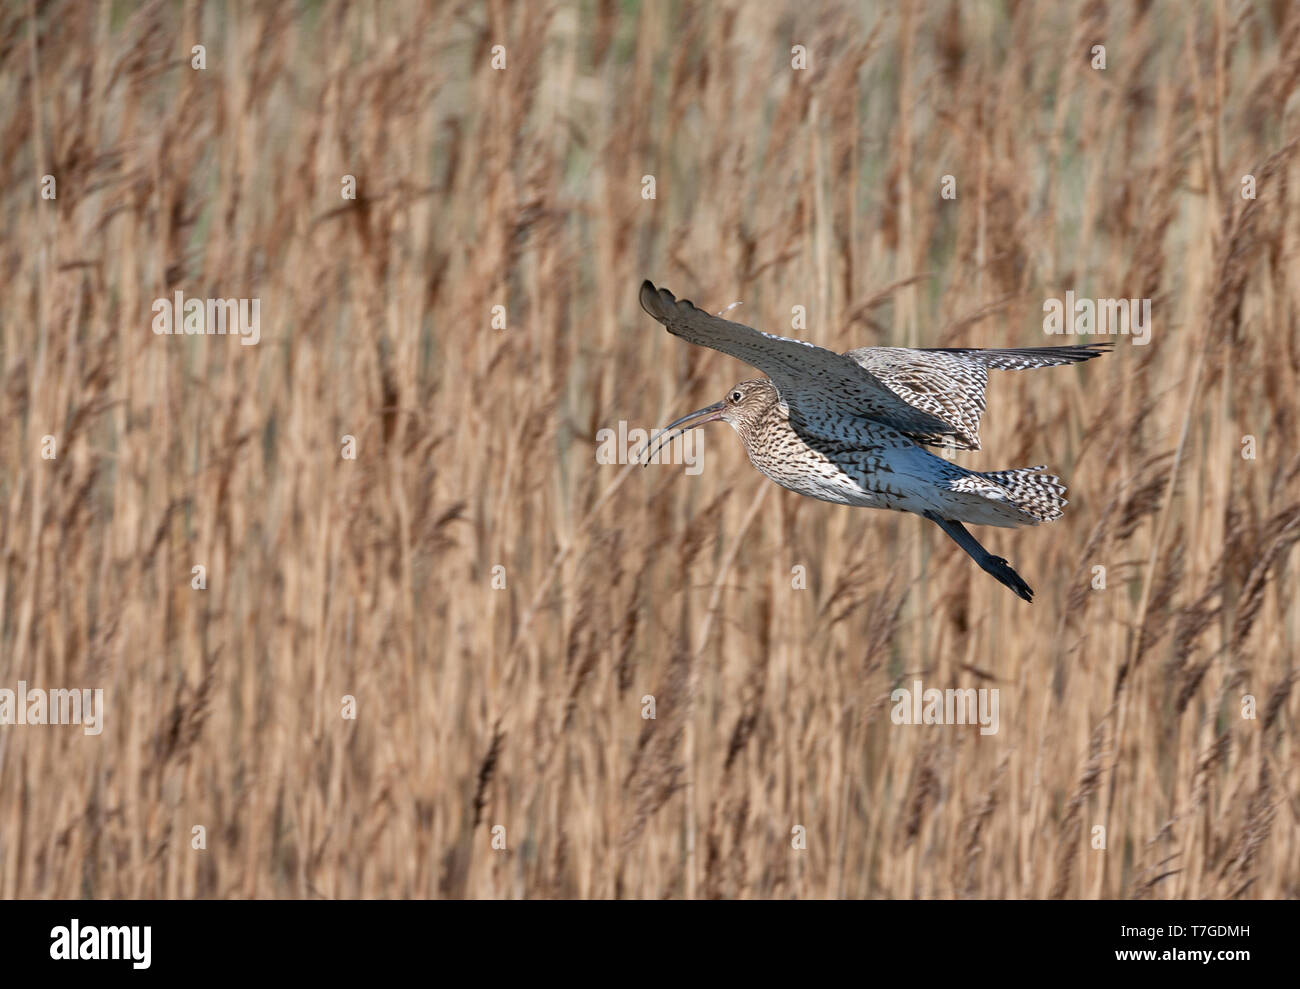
[733,399,785,459]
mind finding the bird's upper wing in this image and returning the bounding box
[841,347,988,449]
[844,342,1114,450]
[639,281,957,443]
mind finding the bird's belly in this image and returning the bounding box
[747,439,943,513]
[760,462,895,509]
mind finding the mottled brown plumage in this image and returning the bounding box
[639,280,1112,602]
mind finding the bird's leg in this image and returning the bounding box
[922,511,1034,603]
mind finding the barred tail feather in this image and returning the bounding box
[980,465,1067,523]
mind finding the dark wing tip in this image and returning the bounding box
[1073,340,1116,360]
[934,342,1117,368]
[639,280,676,322]
[1022,341,1115,364]
[639,280,708,327]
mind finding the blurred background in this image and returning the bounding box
[1,0,1297,898]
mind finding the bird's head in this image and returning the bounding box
[641,378,778,463]
[716,378,780,433]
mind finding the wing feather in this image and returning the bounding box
[845,342,1113,450]
[639,281,957,442]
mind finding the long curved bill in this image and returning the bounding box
[638,400,725,465]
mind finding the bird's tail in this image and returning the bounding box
[946,464,1067,525]
[981,466,1067,523]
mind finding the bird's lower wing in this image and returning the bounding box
[924,343,1115,368]
[639,281,957,442]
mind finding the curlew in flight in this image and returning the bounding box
[638,280,1111,602]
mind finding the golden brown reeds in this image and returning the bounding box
[1,0,1297,899]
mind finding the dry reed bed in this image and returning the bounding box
[0,0,1297,898]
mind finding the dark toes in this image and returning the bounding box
[981,555,1034,603]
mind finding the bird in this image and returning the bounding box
[637,279,1112,602]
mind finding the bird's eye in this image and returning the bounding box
[729,390,742,402]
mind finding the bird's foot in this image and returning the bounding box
[980,554,1034,603]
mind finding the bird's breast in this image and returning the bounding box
[743,426,907,508]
